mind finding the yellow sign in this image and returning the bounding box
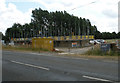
[32,38,54,51]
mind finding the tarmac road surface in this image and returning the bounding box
[2,51,119,82]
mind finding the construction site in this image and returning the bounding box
[10,35,94,51]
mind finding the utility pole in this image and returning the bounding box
[61,21,62,36]
[69,22,71,36]
[75,21,76,36]
[23,29,25,45]
[78,21,80,36]
[87,26,89,39]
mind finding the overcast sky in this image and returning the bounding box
[0,0,119,35]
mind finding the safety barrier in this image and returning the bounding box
[12,35,94,41]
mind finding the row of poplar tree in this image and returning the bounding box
[5,8,103,39]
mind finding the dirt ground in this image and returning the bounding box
[55,46,118,61]
[55,46,93,54]
[2,45,118,61]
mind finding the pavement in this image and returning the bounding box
[2,50,119,82]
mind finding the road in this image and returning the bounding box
[2,51,119,82]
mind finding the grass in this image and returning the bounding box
[85,48,119,56]
[57,51,118,61]
[0,43,2,50]
[2,45,49,53]
[2,45,119,61]
[105,39,120,43]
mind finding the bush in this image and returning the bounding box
[86,49,119,56]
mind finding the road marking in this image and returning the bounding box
[58,53,75,55]
[30,53,42,55]
[58,53,69,55]
[73,58,88,60]
[83,75,111,82]
[3,51,13,52]
[11,60,50,71]
[103,60,118,63]
[30,53,88,60]
[49,55,88,60]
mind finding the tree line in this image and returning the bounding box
[5,8,97,39]
[2,8,120,42]
[95,31,120,39]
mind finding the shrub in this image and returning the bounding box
[86,49,119,56]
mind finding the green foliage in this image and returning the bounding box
[3,45,49,52]
[86,49,119,56]
[0,32,2,40]
[4,8,120,40]
[95,32,120,39]
[86,49,103,56]
[5,8,96,39]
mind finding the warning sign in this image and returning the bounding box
[72,42,77,47]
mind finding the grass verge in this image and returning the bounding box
[85,48,119,56]
[2,45,49,53]
[105,39,120,43]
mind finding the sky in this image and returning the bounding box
[0,0,119,35]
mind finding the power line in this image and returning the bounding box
[67,1,96,11]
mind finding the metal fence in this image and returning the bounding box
[12,35,94,41]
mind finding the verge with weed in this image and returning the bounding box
[85,48,119,56]
[2,45,49,52]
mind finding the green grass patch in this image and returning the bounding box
[85,49,119,56]
[2,45,49,52]
[105,39,120,43]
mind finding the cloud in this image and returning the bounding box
[0,0,32,35]
[102,9,117,18]
[0,0,119,35]
[33,0,119,33]
[119,1,120,32]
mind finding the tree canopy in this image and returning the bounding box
[5,8,120,40]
